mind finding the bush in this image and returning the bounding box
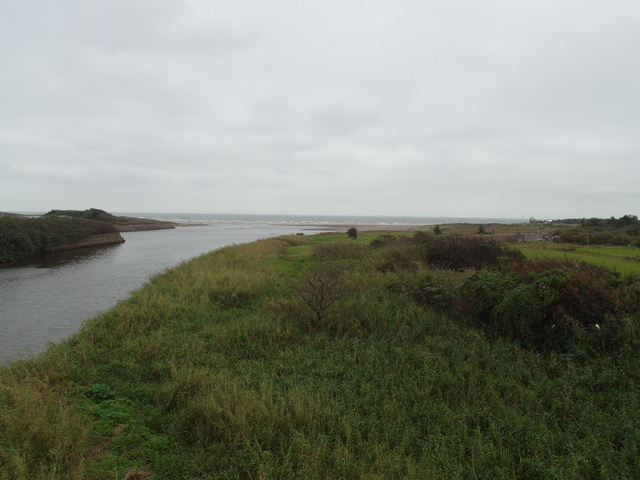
[618,275,640,315]
[461,270,517,325]
[289,263,348,331]
[551,265,619,327]
[313,242,368,261]
[422,236,522,271]
[489,270,564,343]
[462,261,622,352]
[388,268,471,311]
[368,234,397,249]
[379,243,429,272]
[367,234,522,273]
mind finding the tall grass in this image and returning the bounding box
[1,233,640,478]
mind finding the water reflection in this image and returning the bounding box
[1,243,123,270]
[0,224,311,363]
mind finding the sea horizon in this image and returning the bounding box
[114,212,526,226]
[7,211,526,227]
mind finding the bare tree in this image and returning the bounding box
[293,264,347,330]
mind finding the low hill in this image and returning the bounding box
[45,208,175,231]
[1,208,175,263]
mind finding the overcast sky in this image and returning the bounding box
[2,1,639,218]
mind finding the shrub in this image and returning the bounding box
[618,275,640,315]
[461,270,517,324]
[381,243,429,272]
[489,270,564,343]
[388,268,471,311]
[422,236,522,271]
[463,261,622,352]
[551,264,619,327]
[368,234,397,249]
[289,263,348,331]
[313,242,368,261]
[625,225,640,236]
[367,234,523,273]
[593,315,640,352]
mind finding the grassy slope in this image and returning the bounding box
[1,234,639,479]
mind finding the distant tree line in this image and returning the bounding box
[549,214,639,229]
[0,215,117,263]
[549,214,640,246]
[554,229,640,246]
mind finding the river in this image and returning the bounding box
[0,222,320,363]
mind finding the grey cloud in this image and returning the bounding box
[1,1,639,217]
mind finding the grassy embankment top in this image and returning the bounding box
[1,230,639,479]
[44,208,175,231]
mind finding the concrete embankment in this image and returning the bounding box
[51,233,126,252]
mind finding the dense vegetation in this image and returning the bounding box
[544,214,640,246]
[1,232,640,478]
[548,214,639,228]
[45,208,122,223]
[554,227,640,246]
[0,215,117,263]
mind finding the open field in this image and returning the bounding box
[1,232,639,479]
[515,242,640,275]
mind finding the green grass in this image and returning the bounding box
[515,242,640,275]
[1,234,640,478]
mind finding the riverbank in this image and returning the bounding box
[1,232,639,478]
[0,215,123,263]
[51,232,125,252]
[112,222,175,232]
[0,210,177,263]
[0,222,314,362]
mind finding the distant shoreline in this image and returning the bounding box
[291,223,436,233]
[292,222,543,235]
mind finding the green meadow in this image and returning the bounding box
[1,233,640,479]
[515,242,640,275]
